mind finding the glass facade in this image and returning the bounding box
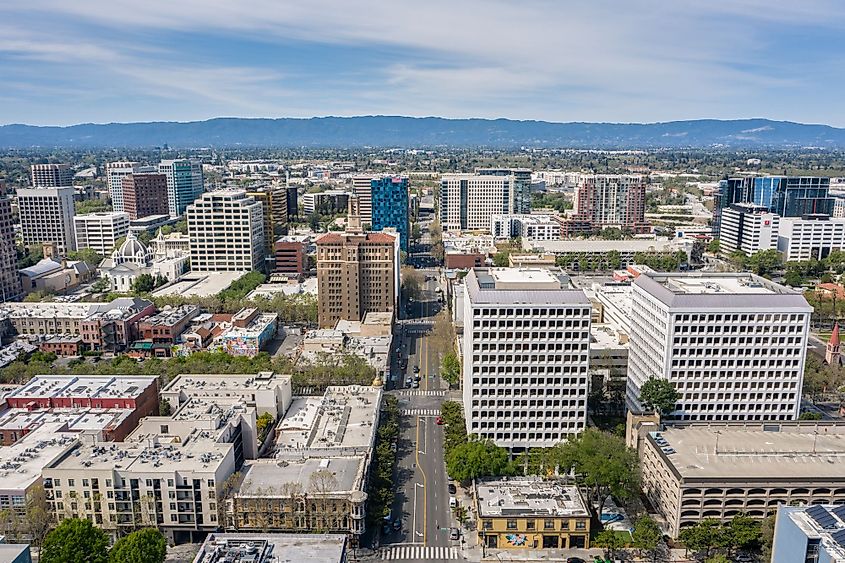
[370,176,409,251]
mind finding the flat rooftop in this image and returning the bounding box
[140,305,198,327]
[0,424,78,493]
[0,407,133,433]
[466,268,589,305]
[194,533,346,563]
[650,424,845,481]
[526,238,681,253]
[152,271,246,298]
[11,375,156,400]
[238,456,366,496]
[164,372,287,394]
[476,477,589,518]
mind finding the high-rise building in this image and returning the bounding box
[287,186,299,219]
[573,174,647,230]
[17,187,76,254]
[121,172,168,220]
[718,204,780,256]
[30,164,73,188]
[159,159,204,217]
[315,197,399,328]
[352,176,375,225]
[105,162,155,212]
[440,169,531,231]
[245,186,288,252]
[370,176,409,251]
[462,267,591,451]
[777,215,845,261]
[186,191,265,272]
[0,182,22,301]
[626,272,811,422]
[73,212,130,255]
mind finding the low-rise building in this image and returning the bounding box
[778,215,845,261]
[215,308,278,357]
[193,533,347,563]
[718,204,779,256]
[507,254,556,268]
[490,214,561,241]
[274,239,308,275]
[526,238,691,271]
[19,256,91,295]
[38,335,84,356]
[772,504,845,563]
[132,305,200,358]
[475,477,591,550]
[160,372,292,421]
[73,212,130,255]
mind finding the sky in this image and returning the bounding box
[0,0,843,127]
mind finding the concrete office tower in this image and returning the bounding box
[440,169,531,231]
[718,204,780,255]
[573,174,647,230]
[626,272,811,422]
[316,197,399,328]
[462,268,591,451]
[30,164,73,188]
[121,172,168,220]
[186,191,265,272]
[352,176,375,224]
[73,212,130,255]
[159,159,204,217]
[0,182,22,301]
[246,187,289,252]
[777,215,845,262]
[17,186,76,254]
[105,162,154,212]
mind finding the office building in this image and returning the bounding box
[718,204,779,256]
[490,214,561,241]
[301,190,349,216]
[354,176,409,251]
[573,174,647,230]
[246,186,288,253]
[0,182,22,301]
[287,186,299,219]
[462,268,591,450]
[778,216,845,261]
[475,477,591,550]
[159,159,204,217]
[16,186,76,254]
[186,191,265,272]
[626,272,811,421]
[772,504,845,563]
[73,212,130,255]
[639,423,845,537]
[193,534,347,563]
[122,172,168,220]
[105,162,156,213]
[316,197,399,328]
[273,239,307,275]
[352,176,375,224]
[30,163,73,188]
[440,169,531,231]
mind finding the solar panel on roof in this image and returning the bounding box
[807,505,838,529]
[831,528,845,548]
[832,505,845,523]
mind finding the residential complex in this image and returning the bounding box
[16,186,76,254]
[440,169,531,231]
[475,477,591,550]
[772,505,845,563]
[186,191,265,272]
[31,163,73,188]
[0,182,22,301]
[159,159,204,217]
[572,174,647,230]
[74,212,130,255]
[122,172,169,220]
[718,204,780,255]
[462,268,590,450]
[626,272,811,421]
[490,214,561,241]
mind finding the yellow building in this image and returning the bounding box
[475,477,591,550]
[246,187,289,251]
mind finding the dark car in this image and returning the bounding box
[448,483,457,494]
[565,558,586,563]
[406,377,413,387]
[413,365,420,373]
[393,518,402,531]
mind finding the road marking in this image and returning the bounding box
[416,415,428,544]
[401,409,440,416]
[380,546,459,560]
[397,390,447,397]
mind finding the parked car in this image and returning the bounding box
[449,527,460,540]
[413,365,420,373]
[405,377,413,387]
[448,483,457,494]
[393,518,402,531]
[412,380,420,388]
[449,496,457,508]
[435,416,444,425]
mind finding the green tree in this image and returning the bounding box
[600,227,624,240]
[91,277,111,292]
[256,412,275,441]
[725,514,761,554]
[22,484,52,548]
[827,250,845,273]
[158,398,172,416]
[67,248,105,269]
[108,528,167,563]
[678,519,720,557]
[784,268,804,287]
[40,518,109,563]
[760,515,775,562]
[445,437,512,482]
[131,273,157,294]
[800,411,823,420]
[632,515,662,562]
[746,249,782,276]
[707,238,720,254]
[607,250,622,270]
[493,251,510,267]
[441,351,460,387]
[556,428,639,517]
[638,378,679,416]
[593,529,627,558]
[401,266,423,301]
[704,555,731,563]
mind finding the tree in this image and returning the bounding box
[746,249,782,277]
[704,555,731,563]
[556,428,639,518]
[725,514,761,554]
[827,250,845,273]
[401,266,423,301]
[158,398,172,416]
[91,277,111,292]
[784,268,804,287]
[445,437,512,482]
[678,519,720,557]
[131,273,157,294]
[256,412,275,441]
[108,528,167,563]
[23,484,52,548]
[40,518,109,563]
[631,515,662,562]
[800,411,823,420]
[707,238,720,254]
[67,248,104,269]
[593,529,626,558]
[492,251,510,267]
[638,378,679,416]
[441,351,460,387]
[600,227,624,240]
[760,515,775,562]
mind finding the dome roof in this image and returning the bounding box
[112,232,152,266]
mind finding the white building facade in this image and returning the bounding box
[187,191,265,272]
[105,162,155,213]
[74,212,130,255]
[777,216,845,262]
[626,273,811,422]
[490,214,561,241]
[16,187,76,254]
[462,268,590,451]
[441,169,531,232]
[718,204,780,256]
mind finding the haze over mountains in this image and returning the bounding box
[1,116,844,149]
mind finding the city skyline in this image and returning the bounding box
[1,1,844,126]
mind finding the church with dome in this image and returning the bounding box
[98,230,189,292]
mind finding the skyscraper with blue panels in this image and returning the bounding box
[371,176,409,251]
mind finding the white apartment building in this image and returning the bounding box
[16,187,76,254]
[74,212,130,255]
[31,163,73,188]
[490,214,561,241]
[352,176,374,224]
[441,169,531,232]
[626,272,811,422]
[777,216,845,262]
[718,204,779,255]
[462,268,591,451]
[187,190,265,272]
[105,162,155,213]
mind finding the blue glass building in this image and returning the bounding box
[370,176,409,251]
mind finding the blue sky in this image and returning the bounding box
[0,0,843,126]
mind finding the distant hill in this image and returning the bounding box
[1,116,844,149]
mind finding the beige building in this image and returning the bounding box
[31,163,73,188]
[640,422,845,537]
[246,186,289,252]
[74,212,130,255]
[315,197,399,328]
[186,191,265,272]
[16,186,76,254]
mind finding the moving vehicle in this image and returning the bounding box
[449,527,460,540]
[435,416,444,425]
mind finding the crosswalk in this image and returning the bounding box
[380,545,459,560]
[401,408,440,417]
[398,390,447,397]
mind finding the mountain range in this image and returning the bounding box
[1,116,844,149]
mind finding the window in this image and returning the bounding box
[544,519,555,530]
[483,520,493,530]
[506,519,517,530]
[575,520,586,530]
